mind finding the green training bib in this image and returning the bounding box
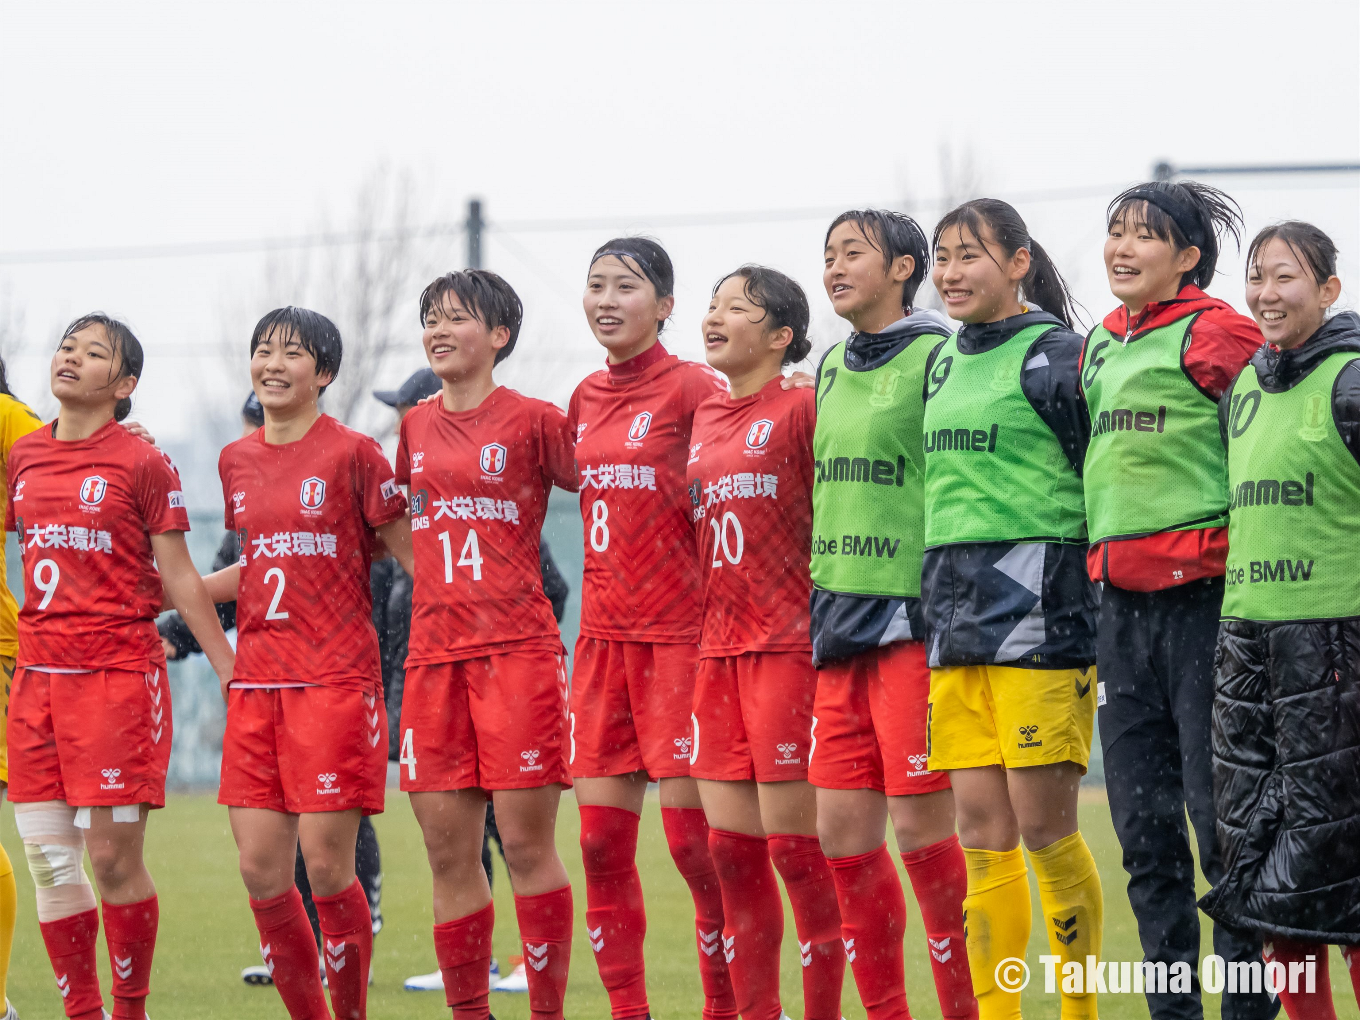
[810,336,936,598]
[1222,352,1360,621]
[1081,316,1228,542]
[922,324,1087,547]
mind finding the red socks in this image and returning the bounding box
[768,833,845,1020]
[579,804,649,1019]
[249,887,330,1020]
[901,835,976,1020]
[828,843,910,1020]
[1266,939,1342,1020]
[102,896,158,1020]
[314,879,373,1020]
[661,807,737,1020]
[515,885,574,1020]
[39,908,103,1020]
[434,901,494,1020]
[709,829,784,1020]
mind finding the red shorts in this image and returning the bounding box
[690,651,816,783]
[808,640,949,797]
[6,662,171,807]
[219,686,386,815]
[398,649,571,792]
[569,638,697,780]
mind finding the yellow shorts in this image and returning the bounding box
[0,655,12,784]
[926,663,1095,771]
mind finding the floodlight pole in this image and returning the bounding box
[1154,160,1360,181]
[467,198,484,269]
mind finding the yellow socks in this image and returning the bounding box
[1029,831,1103,1020]
[0,841,14,1004]
[963,844,1030,1020]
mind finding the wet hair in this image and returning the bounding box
[589,236,675,333]
[59,312,144,422]
[713,265,812,365]
[1247,220,1339,287]
[825,209,931,312]
[419,269,525,365]
[1106,180,1243,291]
[249,307,343,394]
[932,199,1076,328]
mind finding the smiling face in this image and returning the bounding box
[702,274,790,378]
[422,292,507,383]
[931,221,1028,324]
[50,323,137,410]
[823,220,912,330]
[249,327,333,416]
[583,255,674,362]
[1104,204,1200,312]
[1246,237,1342,350]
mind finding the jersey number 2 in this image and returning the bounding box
[264,567,289,620]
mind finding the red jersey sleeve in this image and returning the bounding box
[539,402,577,492]
[220,446,237,531]
[133,448,190,535]
[4,447,20,533]
[1184,306,1263,399]
[354,436,408,528]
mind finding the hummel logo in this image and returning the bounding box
[843,937,856,963]
[521,749,540,764]
[526,942,549,972]
[723,934,736,963]
[777,742,797,758]
[260,942,275,975]
[908,753,929,773]
[1018,724,1043,748]
[1053,913,1079,946]
[699,928,720,957]
[57,974,71,998]
[929,936,952,963]
[1019,725,1038,740]
[1075,677,1091,698]
[519,748,543,772]
[588,925,604,952]
[115,953,133,979]
[799,939,812,966]
[102,768,121,782]
[674,736,692,755]
[326,939,347,971]
[318,773,338,788]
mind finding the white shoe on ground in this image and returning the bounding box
[405,957,498,991]
[2,998,19,1020]
[492,962,528,992]
[241,963,274,986]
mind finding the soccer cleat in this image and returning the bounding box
[491,961,528,992]
[241,963,274,986]
[404,969,442,991]
[2,999,18,1020]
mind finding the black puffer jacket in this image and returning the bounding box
[1199,313,1360,942]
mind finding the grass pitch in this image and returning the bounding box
[3,790,1355,1019]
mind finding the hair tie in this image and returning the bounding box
[1123,185,1209,252]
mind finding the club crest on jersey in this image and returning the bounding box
[745,419,774,450]
[79,475,108,506]
[480,443,507,476]
[299,477,326,510]
[628,412,652,442]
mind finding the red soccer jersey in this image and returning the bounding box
[395,387,576,665]
[687,377,816,656]
[567,346,725,643]
[219,414,408,690]
[5,419,189,671]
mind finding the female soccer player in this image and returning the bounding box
[921,200,1102,1020]
[394,270,576,1020]
[7,314,234,1020]
[808,209,974,1020]
[688,265,844,1020]
[0,354,42,1020]
[568,237,736,1020]
[205,307,411,1020]
[1082,181,1273,1020]
[1201,221,1360,1020]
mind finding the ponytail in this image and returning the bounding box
[933,199,1076,328]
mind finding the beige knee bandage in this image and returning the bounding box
[15,801,98,922]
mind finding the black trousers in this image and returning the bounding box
[1098,577,1275,1020]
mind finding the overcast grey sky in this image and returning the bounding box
[2,0,1357,476]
